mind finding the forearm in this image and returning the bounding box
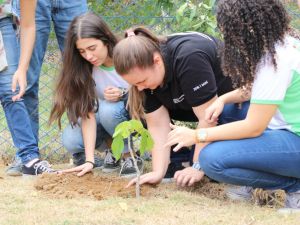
[192,118,215,162]
[219,89,250,104]
[81,113,97,162]
[202,119,260,142]
[145,106,171,178]
[149,126,171,177]
[201,104,277,142]
[18,0,36,71]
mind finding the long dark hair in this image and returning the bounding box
[49,12,118,128]
[113,27,166,119]
[217,0,290,89]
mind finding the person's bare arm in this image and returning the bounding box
[127,105,171,187]
[12,0,37,101]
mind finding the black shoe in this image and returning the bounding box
[164,162,185,179]
[102,149,120,172]
[120,156,144,178]
[72,152,104,168]
[22,160,56,175]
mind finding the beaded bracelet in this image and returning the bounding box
[85,161,95,168]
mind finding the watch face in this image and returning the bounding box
[197,129,207,142]
[192,162,201,170]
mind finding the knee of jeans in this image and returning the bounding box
[98,100,128,122]
[61,126,83,154]
[200,142,226,176]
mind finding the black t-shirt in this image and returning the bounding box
[144,32,233,122]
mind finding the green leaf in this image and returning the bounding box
[139,131,148,156]
[190,7,196,20]
[130,119,144,133]
[114,121,131,138]
[145,131,154,150]
[177,3,187,17]
[111,135,124,161]
[112,127,122,138]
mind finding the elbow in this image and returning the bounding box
[248,127,265,138]
[242,120,265,138]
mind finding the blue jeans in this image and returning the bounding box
[170,102,250,166]
[12,0,88,141]
[0,17,39,164]
[62,100,130,155]
[200,102,300,193]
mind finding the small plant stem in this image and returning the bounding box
[128,136,140,199]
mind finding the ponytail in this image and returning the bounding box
[114,27,165,120]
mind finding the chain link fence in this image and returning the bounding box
[0,0,300,164]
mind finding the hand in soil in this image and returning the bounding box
[126,171,163,188]
[174,167,205,187]
[59,162,94,176]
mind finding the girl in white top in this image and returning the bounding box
[165,0,300,211]
[50,12,140,177]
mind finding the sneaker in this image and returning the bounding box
[278,191,300,213]
[6,157,22,176]
[102,149,120,173]
[226,186,253,201]
[162,162,184,183]
[120,156,144,178]
[22,160,56,175]
[227,186,276,206]
[72,152,104,168]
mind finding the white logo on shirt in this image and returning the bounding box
[173,94,185,104]
[193,80,208,91]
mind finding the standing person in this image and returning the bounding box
[165,0,300,211]
[113,28,234,186]
[6,0,88,175]
[1,0,55,175]
[49,12,143,177]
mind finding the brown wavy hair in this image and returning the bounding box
[217,0,290,89]
[49,12,118,128]
[113,27,166,120]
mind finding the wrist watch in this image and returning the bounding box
[196,128,208,143]
[192,161,202,170]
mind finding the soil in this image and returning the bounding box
[34,172,155,200]
[34,172,284,206]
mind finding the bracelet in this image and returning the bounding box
[85,161,95,168]
[119,87,128,97]
[192,161,202,171]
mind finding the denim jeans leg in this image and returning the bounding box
[219,101,250,124]
[200,129,300,193]
[0,18,39,164]
[97,100,130,152]
[52,0,88,51]
[12,0,53,141]
[62,118,109,155]
[11,0,87,141]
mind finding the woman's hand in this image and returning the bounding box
[174,167,204,187]
[11,68,27,101]
[205,97,225,124]
[104,86,123,102]
[165,123,197,152]
[126,171,163,188]
[58,162,94,177]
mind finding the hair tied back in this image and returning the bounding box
[127,30,136,37]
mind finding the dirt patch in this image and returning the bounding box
[35,173,155,200]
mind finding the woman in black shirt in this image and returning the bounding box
[113,28,234,187]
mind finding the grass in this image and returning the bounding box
[1,166,300,225]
